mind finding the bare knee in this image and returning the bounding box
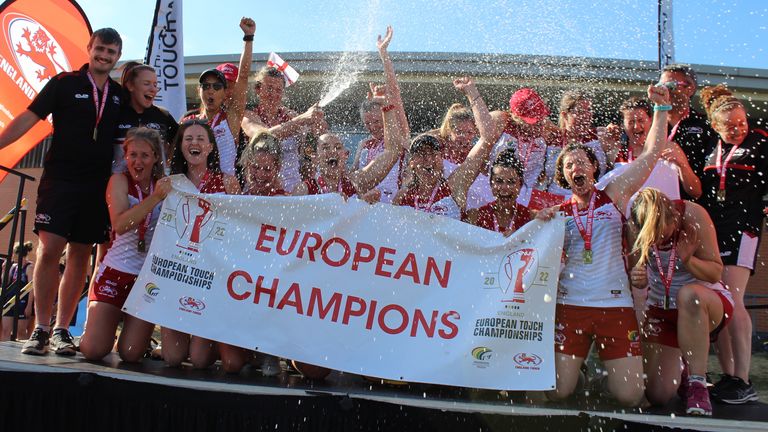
[79,339,112,361]
[118,346,146,363]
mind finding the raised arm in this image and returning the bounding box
[227,17,255,139]
[377,26,411,142]
[605,84,671,211]
[447,77,499,210]
[350,84,405,194]
[109,176,172,235]
[661,142,702,198]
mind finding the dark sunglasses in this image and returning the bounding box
[200,82,224,91]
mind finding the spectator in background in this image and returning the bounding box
[1,241,35,341]
[0,28,124,356]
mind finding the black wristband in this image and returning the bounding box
[243,34,254,42]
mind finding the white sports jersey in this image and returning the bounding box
[443,159,493,210]
[103,193,161,275]
[597,160,681,215]
[212,117,237,176]
[558,189,632,307]
[360,139,401,204]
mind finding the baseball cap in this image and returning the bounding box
[509,88,550,124]
[216,63,239,82]
[199,69,227,87]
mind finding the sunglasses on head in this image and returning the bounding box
[181,119,210,127]
[200,82,224,91]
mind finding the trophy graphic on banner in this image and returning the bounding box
[176,196,215,253]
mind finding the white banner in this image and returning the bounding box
[144,0,185,120]
[658,0,675,67]
[124,175,565,390]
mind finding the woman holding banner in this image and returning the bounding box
[394,77,500,218]
[78,128,171,362]
[629,188,731,416]
[539,83,672,407]
[161,120,239,369]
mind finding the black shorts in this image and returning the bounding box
[34,178,110,244]
[717,228,760,273]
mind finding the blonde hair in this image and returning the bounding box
[123,127,164,181]
[558,90,589,129]
[630,188,678,266]
[700,84,744,123]
[438,103,474,140]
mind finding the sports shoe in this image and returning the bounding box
[716,377,759,404]
[50,328,77,356]
[709,374,737,401]
[686,380,712,416]
[21,328,49,355]
[260,354,282,377]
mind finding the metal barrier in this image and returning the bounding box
[0,165,35,341]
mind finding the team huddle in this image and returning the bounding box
[0,18,765,417]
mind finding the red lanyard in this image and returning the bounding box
[570,192,596,254]
[715,139,740,194]
[667,118,683,142]
[135,181,154,252]
[197,170,211,191]
[492,203,517,233]
[317,176,343,194]
[86,72,108,141]
[652,241,677,310]
[414,182,441,212]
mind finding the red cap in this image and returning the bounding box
[509,88,550,124]
[216,63,239,82]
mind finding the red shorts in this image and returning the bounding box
[555,304,641,360]
[642,291,733,348]
[88,265,137,308]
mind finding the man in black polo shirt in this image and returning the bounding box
[658,64,714,200]
[0,28,123,355]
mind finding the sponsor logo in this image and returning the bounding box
[112,95,120,105]
[471,346,493,361]
[178,296,205,315]
[142,282,160,303]
[75,93,89,99]
[513,352,543,367]
[499,248,537,303]
[34,213,51,224]
[687,126,703,135]
[97,285,117,298]
[5,13,71,93]
[627,330,640,342]
[118,123,133,129]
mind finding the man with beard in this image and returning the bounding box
[0,28,124,355]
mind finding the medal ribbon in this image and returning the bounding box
[715,139,740,195]
[317,176,343,194]
[135,180,154,251]
[492,203,517,233]
[414,182,441,212]
[570,191,596,256]
[652,242,677,309]
[86,72,109,140]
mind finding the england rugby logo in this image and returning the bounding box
[4,13,70,93]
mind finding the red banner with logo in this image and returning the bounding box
[0,0,91,183]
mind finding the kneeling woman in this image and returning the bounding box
[79,128,171,362]
[630,188,731,416]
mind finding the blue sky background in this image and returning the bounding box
[78,0,766,69]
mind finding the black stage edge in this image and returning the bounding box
[0,342,766,432]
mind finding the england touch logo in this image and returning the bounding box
[4,13,70,94]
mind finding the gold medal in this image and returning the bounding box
[93,128,98,141]
[716,189,726,202]
[583,249,592,264]
[663,294,670,310]
[137,239,146,253]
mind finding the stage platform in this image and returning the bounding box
[0,341,765,432]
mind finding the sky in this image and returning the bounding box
[76,0,767,70]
